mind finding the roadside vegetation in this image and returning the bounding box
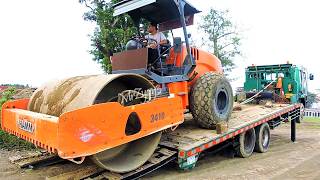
[0,87,35,150]
[303,117,320,123]
[301,117,320,130]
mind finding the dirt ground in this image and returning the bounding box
[1,121,320,180]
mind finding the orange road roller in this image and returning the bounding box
[1,0,233,173]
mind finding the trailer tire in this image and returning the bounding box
[236,128,256,158]
[254,123,270,153]
[190,72,233,129]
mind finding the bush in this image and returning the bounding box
[0,87,16,106]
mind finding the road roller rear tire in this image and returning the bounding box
[190,72,233,129]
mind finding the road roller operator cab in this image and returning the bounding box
[111,0,223,87]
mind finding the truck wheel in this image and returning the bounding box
[190,72,233,129]
[254,123,270,153]
[236,128,256,158]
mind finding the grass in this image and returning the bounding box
[0,127,36,150]
[303,117,320,123]
[0,87,36,150]
[301,117,320,129]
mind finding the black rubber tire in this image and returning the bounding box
[190,72,233,129]
[254,123,271,153]
[236,128,256,158]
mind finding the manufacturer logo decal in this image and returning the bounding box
[17,119,35,133]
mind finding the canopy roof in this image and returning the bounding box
[113,0,200,31]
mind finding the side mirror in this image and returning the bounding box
[309,73,314,80]
[187,33,192,38]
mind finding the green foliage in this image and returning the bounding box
[79,0,138,73]
[0,87,16,106]
[307,91,319,107]
[199,9,242,72]
[0,87,35,150]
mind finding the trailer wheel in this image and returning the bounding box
[254,123,270,153]
[236,128,256,158]
[190,72,233,129]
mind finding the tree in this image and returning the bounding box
[307,91,319,108]
[79,0,138,73]
[199,8,242,72]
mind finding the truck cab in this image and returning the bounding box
[243,63,314,106]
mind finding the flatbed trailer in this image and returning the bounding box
[6,103,302,180]
[160,103,302,170]
[95,103,302,179]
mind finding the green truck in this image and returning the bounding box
[242,63,314,106]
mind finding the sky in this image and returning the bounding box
[0,0,319,91]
